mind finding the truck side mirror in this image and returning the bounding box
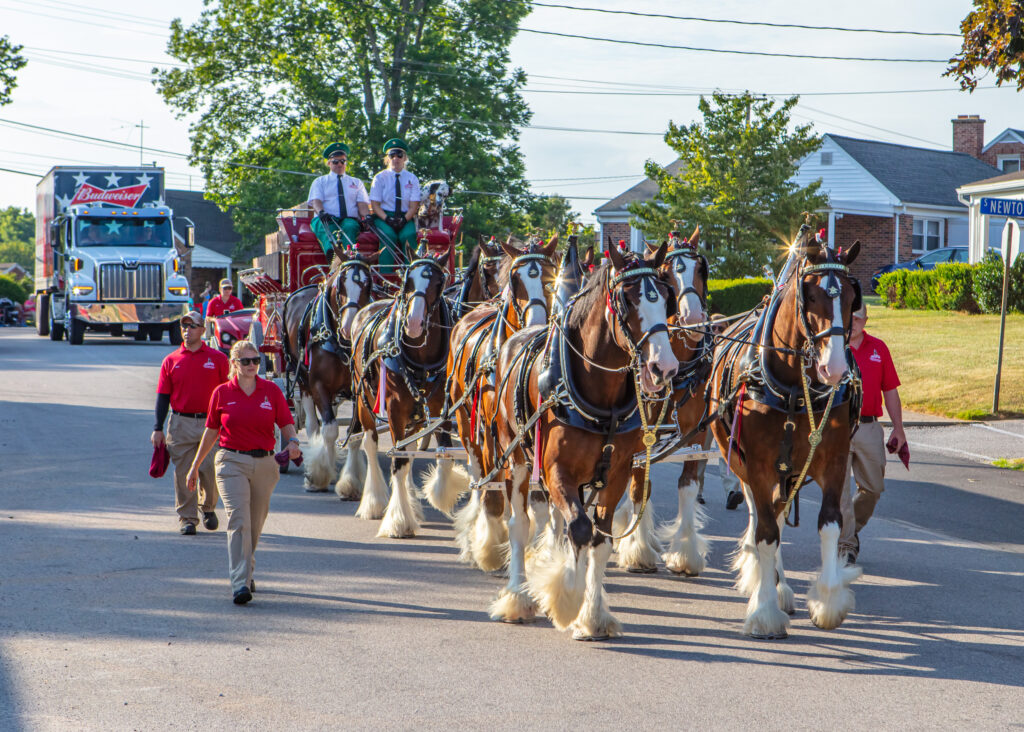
[187,225,196,249]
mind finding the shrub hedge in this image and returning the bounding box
[879,252,1023,314]
[707,277,772,315]
[0,274,30,303]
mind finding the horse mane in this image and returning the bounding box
[567,259,612,330]
[466,243,482,277]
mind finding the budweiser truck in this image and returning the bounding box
[34,166,195,345]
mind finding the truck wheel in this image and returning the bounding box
[48,295,64,341]
[36,294,50,336]
[109,325,123,337]
[133,330,147,341]
[168,321,183,345]
[147,325,162,342]
[68,315,85,345]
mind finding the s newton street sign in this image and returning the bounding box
[980,197,1024,217]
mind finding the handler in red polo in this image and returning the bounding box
[839,302,907,564]
[187,340,301,605]
[152,310,230,535]
[205,278,244,318]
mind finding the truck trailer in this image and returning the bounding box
[34,166,195,345]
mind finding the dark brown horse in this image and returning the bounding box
[614,227,714,576]
[450,238,505,318]
[709,226,862,638]
[281,250,377,494]
[443,235,560,569]
[490,244,679,634]
[349,243,454,537]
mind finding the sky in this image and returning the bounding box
[0,0,1022,229]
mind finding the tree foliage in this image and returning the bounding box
[156,0,533,257]
[0,274,30,303]
[628,92,826,278]
[946,0,1024,91]
[0,206,34,243]
[513,195,578,238]
[0,35,27,107]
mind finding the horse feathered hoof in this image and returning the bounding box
[304,481,329,493]
[668,566,700,578]
[570,616,622,641]
[626,565,658,574]
[489,587,538,624]
[750,630,788,641]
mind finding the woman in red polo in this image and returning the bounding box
[187,340,301,605]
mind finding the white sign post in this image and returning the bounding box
[993,219,1020,412]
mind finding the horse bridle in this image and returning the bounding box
[333,258,374,321]
[606,261,673,365]
[504,252,553,326]
[795,259,852,348]
[402,256,449,342]
[664,246,709,312]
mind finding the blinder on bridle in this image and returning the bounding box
[404,255,449,316]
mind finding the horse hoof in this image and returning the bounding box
[749,631,788,640]
[626,565,658,574]
[304,485,329,493]
[696,495,705,505]
[572,632,611,642]
[669,568,700,578]
[725,490,744,510]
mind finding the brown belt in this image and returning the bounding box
[860,416,878,423]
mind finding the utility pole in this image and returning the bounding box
[134,120,149,165]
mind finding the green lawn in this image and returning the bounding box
[864,303,1024,419]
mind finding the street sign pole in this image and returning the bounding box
[992,218,1020,413]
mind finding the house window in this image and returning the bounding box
[998,155,1021,173]
[912,218,942,252]
[820,151,833,165]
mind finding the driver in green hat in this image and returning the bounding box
[368,138,420,274]
[308,142,371,262]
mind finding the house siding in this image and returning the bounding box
[793,137,897,212]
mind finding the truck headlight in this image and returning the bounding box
[221,331,234,344]
[167,286,188,296]
[71,285,94,296]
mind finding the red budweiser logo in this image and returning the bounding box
[70,183,149,207]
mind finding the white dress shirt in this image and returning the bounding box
[308,173,369,218]
[369,169,421,213]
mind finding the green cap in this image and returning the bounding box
[382,138,409,154]
[323,142,350,159]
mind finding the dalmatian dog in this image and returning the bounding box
[417,180,451,231]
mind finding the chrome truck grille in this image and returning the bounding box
[99,263,164,301]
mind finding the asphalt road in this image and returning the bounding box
[1,329,1022,730]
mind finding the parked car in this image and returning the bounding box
[871,246,969,291]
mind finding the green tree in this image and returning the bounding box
[0,35,26,106]
[0,241,33,271]
[946,1,1024,91]
[0,274,30,302]
[0,206,34,243]
[513,195,579,238]
[156,0,532,257]
[628,92,826,278]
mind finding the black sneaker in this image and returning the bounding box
[179,523,197,536]
[202,511,219,531]
[725,490,744,510]
[233,587,252,605]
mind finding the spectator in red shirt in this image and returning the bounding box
[152,310,230,535]
[839,302,907,565]
[187,340,301,605]
[205,278,243,319]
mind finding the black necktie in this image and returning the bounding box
[336,174,347,218]
[394,172,402,215]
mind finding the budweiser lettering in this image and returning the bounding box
[70,183,148,207]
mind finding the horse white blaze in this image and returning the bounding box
[672,261,704,328]
[817,293,848,385]
[405,265,432,339]
[637,287,678,393]
[521,268,547,328]
[338,269,364,339]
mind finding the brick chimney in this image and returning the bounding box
[952,114,985,159]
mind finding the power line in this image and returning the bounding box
[798,105,946,147]
[0,166,40,177]
[24,45,185,67]
[525,2,961,37]
[0,4,169,38]
[400,113,663,136]
[515,27,949,63]
[522,85,1003,97]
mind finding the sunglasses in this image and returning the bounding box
[181,322,203,329]
[329,158,347,164]
[388,150,405,158]
[235,357,261,366]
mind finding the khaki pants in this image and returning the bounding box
[215,450,279,592]
[839,420,886,552]
[166,412,219,525]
